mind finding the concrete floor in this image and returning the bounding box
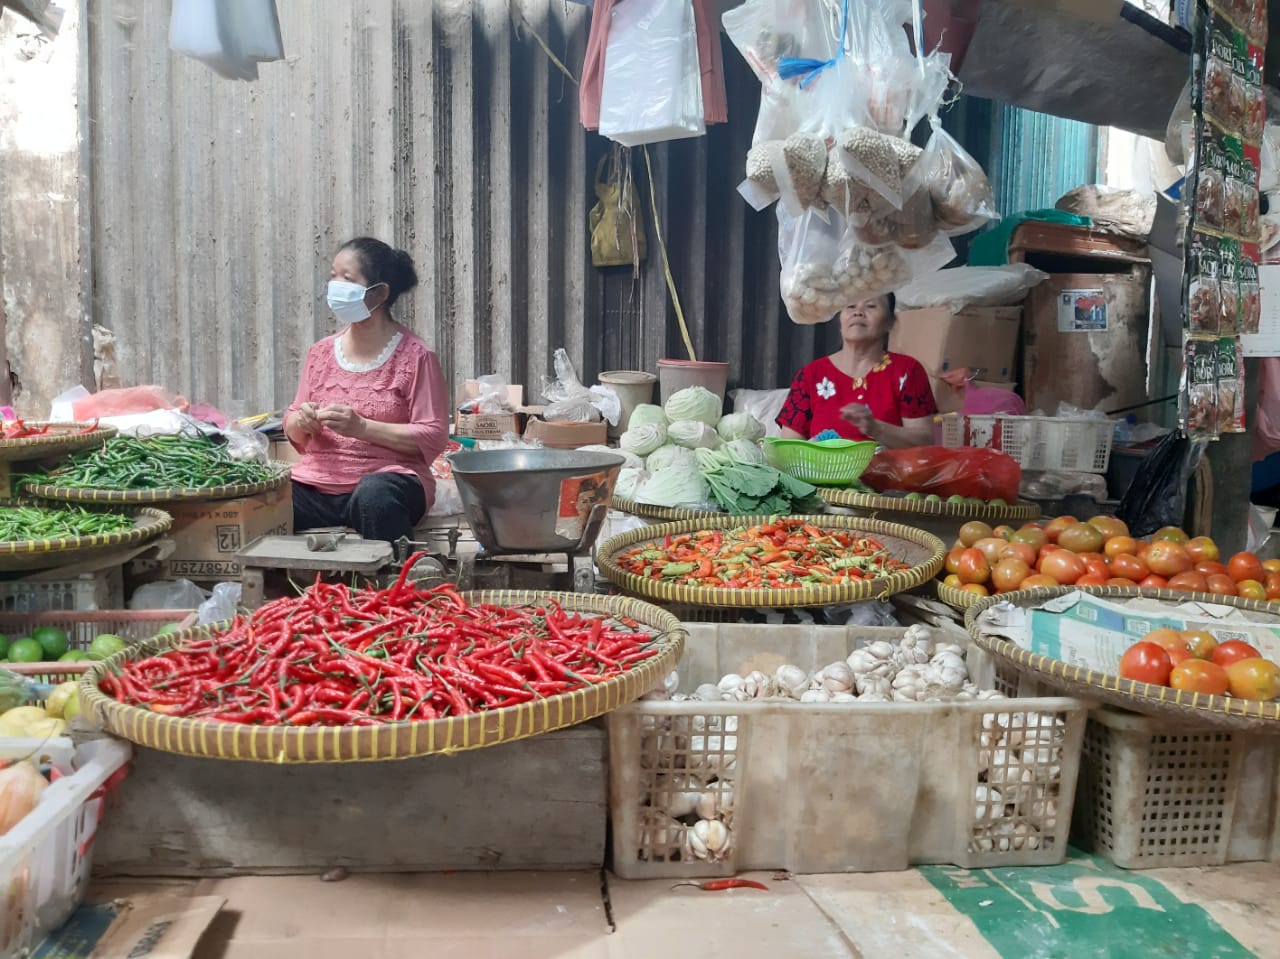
[90,857,1280,959]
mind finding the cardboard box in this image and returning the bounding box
[931,378,1019,415]
[454,383,528,440]
[160,487,293,581]
[523,417,608,449]
[890,307,1022,382]
[269,435,302,465]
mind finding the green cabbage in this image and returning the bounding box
[619,424,667,457]
[636,466,710,509]
[716,412,765,442]
[627,404,668,430]
[667,420,722,450]
[614,467,647,500]
[578,445,644,470]
[724,439,765,465]
[646,444,697,472]
[663,386,722,426]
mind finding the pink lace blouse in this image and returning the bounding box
[287,328,450,504]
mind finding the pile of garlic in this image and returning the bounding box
[970,709,1068,853]
[636,711,738,865]
[650,625,988,705]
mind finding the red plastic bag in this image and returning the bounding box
[72,385,187,420]
[861,446,1021,503]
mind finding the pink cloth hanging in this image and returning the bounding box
[580,0,727,132]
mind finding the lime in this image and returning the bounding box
[925,494,942,503]
[32,626,69,660]
[989,498,1008,507]
[0,635,9,660]
[947,495,966,505]
[904,492,924,501]
[157,624,180,636]
[59,650,89,662]
[87,634,126,661]
[8,638,44,664]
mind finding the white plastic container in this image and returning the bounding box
[940,414,1113,473]
[0,739,132,957]
[0,569,123,614]
[608,624,1087,878]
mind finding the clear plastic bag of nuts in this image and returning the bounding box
[777,205,955,326]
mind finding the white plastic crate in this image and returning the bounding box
[939,414,1114,473]
[1072,707,1280,869]
[0,739,131,957]
[0,569,123,615]
[608,624,1087,878]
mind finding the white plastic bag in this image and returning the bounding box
[599,0,705,147]
[895,265,1049,311]
[540,349,622,425]
[170,0,282,82]
[901,117,999,238]
[731,388,788,437]
[198,583,242,625]
[129,579,210,611]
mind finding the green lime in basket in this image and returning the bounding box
[156,624,180,636]
[7,638,44,664]
[87,634,126,661]
[0,635,10,661]
[32,625,69,660]
[59,650,89,662]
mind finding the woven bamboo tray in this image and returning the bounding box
[967,585,1280,731]
[935,578,982,610]
[0,506,171,572]
[0,423,116,463]
[610,496,733,522]
[25,463,290,504]
[78,590,685,763]
[818,488,1040,524]
[597,514,946,609]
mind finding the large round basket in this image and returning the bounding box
[610,495,727,522]
[967,585,1280,731]
[0,423,116,462]
[25,463,290,504]
[0,506,171,572]
[935,578,982,610]
[597,514,945,609]
[818,488,1040,525]
[79,590,685,763]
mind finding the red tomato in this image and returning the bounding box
[960,583,990,598]
[991,559,1032,593]
[1143,628,1188,652]
[1263,559,1280,575]
[1058,524,1105,554]
[1076,573,1109,587]
[959,522,995,547]
[956,548,991,585]
[1088,516,1130,540]
[992,525,1015,540]
[999,542,1039,567]
[1228,552,1265,584]
[1265,572,1280,600]
[1185,536,1221,564]
[1119,642,1174,686]
[1180,630,1219,659]
[1139,574,1169,589]
[1196,561,1229,577]
[945,547,966,576]
[1212,640,1264,668]
[1166,646,1196,669]
[1106,577,1139,587]
[1019,574,1059,589]
[943,574,963,588]
[1238,579,1267,601]
[1152,526,1191,544]
[1104,536,1140,560]
[1044,516,1080,544]
[1146,541,1193,578]
[1225,658,1280,700]
[1110,554,1150,582]
[973,537,1009,565]
[1040,550,1087,585]
[1205,574,1238,596]
[1084,559,1111,580]
[1010,528,1047,552]
[1170,659,1230,695]
[1167,571,1209,593]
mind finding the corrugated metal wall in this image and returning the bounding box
[987,104,1100,215]
[83,0,838,413]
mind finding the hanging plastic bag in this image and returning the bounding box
[1115,432,1206,539]
[860,446,1022,503]
[540,349,623,426]
[900,117,998,237]
[778,205,953,326]
[895,265,1048,311]
[599,0,705,147]
[589,150,647,268]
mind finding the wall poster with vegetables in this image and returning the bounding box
[1182,0,1265,429]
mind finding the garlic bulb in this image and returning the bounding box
[867,640,895,660]
[894,626,934,669]
[800,688,832,703]
[977,690,1006,701]
[855,674,892,698]
[820,661,855,695]
[742,670,774,699]
[934,642,965,659]
[830,691,857,703]
[718,674,745,696]
[695,782,734,820]
[653,773,706,818]
[691,818,732,860]
[693,683,723,703]
[643,670,681,701]
[774,664,810,699]
[857,690,891,702]
[891,664,928,701]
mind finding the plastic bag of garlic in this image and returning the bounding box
[778,204,956,325]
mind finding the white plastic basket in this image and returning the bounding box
[939,414,1114,473]
[0,570,123,615]
[0,739,131,957]
[608,624,1087,878]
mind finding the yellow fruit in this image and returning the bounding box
[61,690,80,723]
[1,707,49,731]
[0,720,27,738]
[43,683,77,720]
[24,718,66,740]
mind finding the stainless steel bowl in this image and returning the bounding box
[448,448,626,554]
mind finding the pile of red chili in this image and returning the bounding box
[1,419,99,440]
[613,518,910,589]
[100,553,665,726]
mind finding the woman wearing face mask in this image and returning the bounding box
[284,237,450,543]
[776,294,936,448]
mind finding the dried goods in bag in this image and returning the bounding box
[904,118,998,236]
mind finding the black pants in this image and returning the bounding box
[292,474,427,544]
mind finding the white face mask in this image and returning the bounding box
[327,279,374,324]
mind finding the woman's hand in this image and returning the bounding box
[840,403,878,439]
[291,402,322,436]
[317,403,367,438]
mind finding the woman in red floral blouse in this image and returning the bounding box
[777,294,936,448]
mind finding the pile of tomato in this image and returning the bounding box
[1118,630,1280,701]
[939,515,1280,602]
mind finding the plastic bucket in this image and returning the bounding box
[657,360,729,407]
[598,370,657,437]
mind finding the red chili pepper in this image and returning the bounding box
[670,879,769,892]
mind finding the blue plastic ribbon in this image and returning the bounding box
[776,0,850,88]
